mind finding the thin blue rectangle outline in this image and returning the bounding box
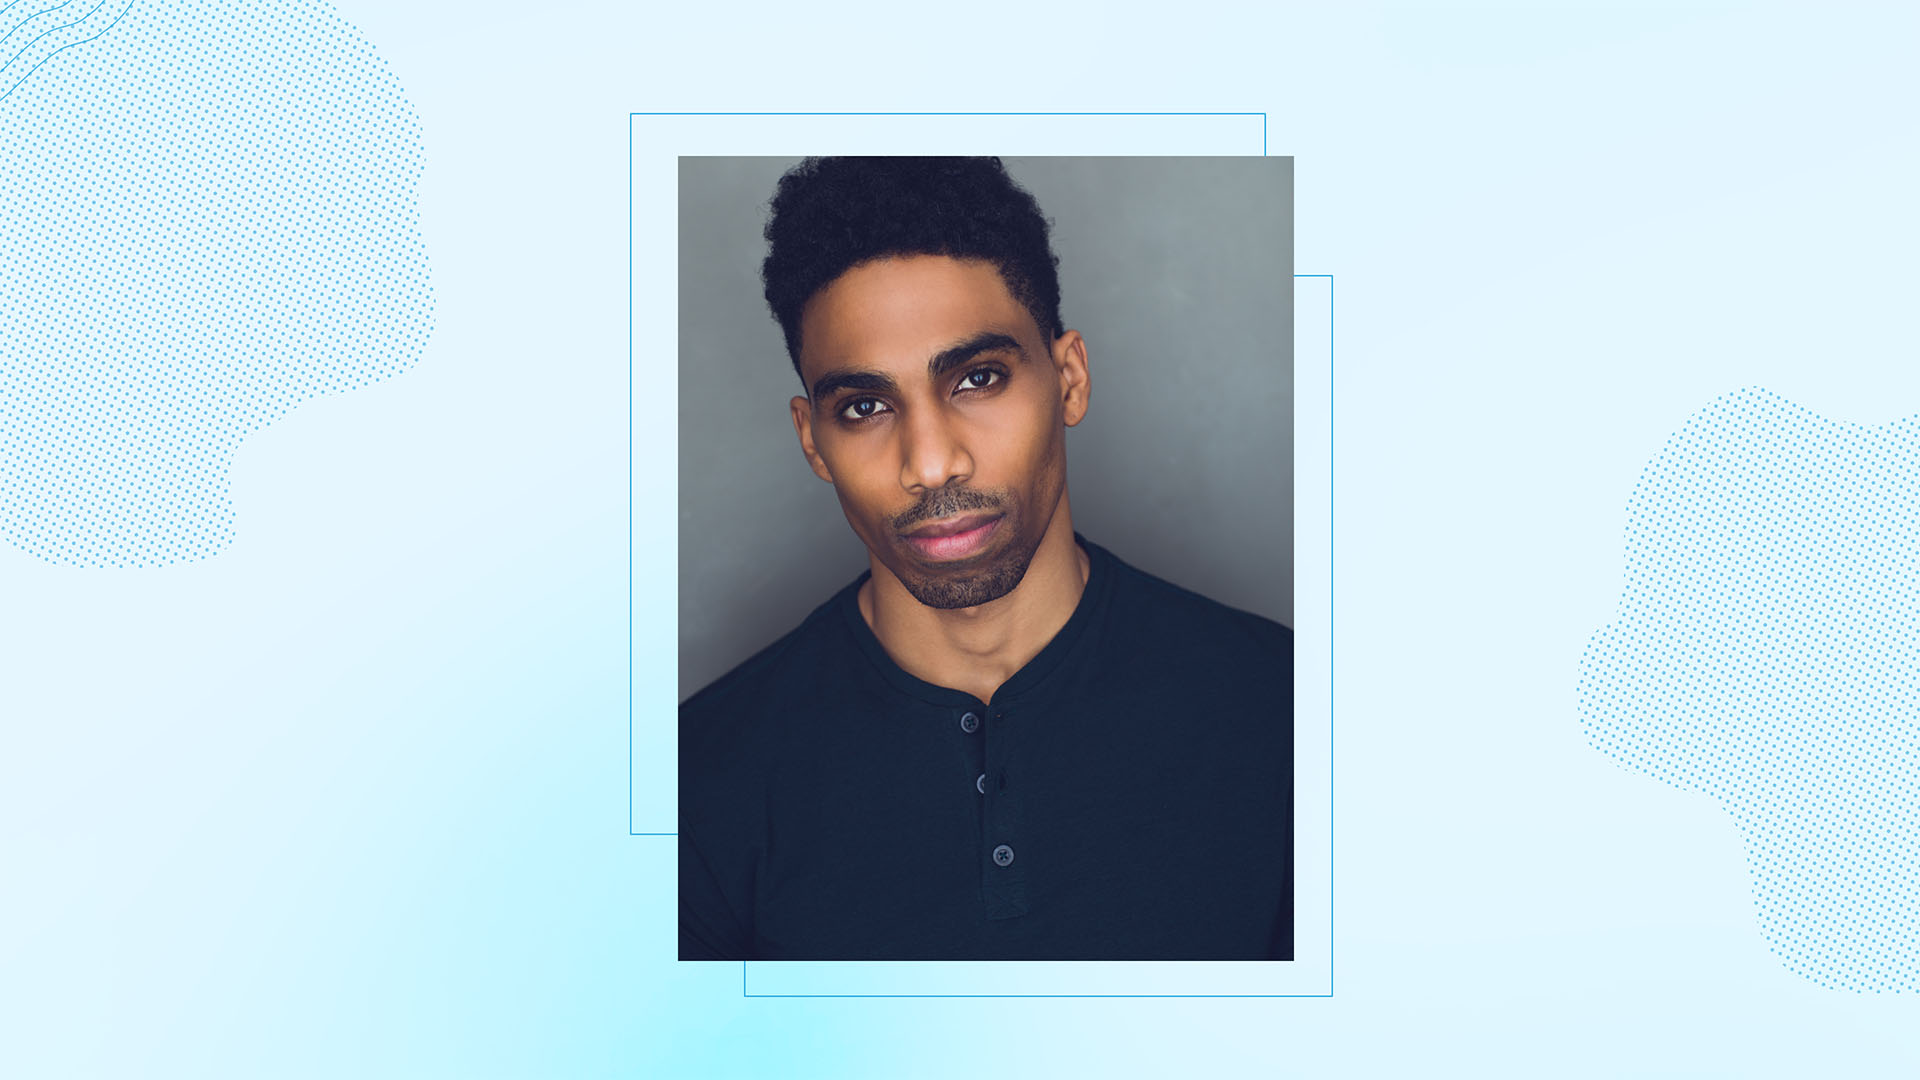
[745,274,1332,1000]
[629,109,1267,834]
[629,112,1325,998]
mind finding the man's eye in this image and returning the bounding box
[960,369,1001,391]
[840,397,890,421]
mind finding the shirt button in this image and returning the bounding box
[992,844,1015,867]
[976,773,987,795]
[959,711,980,734]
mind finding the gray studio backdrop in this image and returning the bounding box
[678,156,1293,699]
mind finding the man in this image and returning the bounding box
[680,157,1292,960]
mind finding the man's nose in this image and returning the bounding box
[899,407,973,492]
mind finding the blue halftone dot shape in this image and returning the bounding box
[1580,387,1920,992]
[0,0,432,567]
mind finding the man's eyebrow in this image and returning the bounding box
[808,332,1026,403]
[928,331,1026,379]
[810,369,898,401]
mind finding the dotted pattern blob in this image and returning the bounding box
[0,0,432,566]
[1579,387,1920,992]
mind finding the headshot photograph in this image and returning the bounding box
[678,155,1294,961]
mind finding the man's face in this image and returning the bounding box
[789,255,1089,610]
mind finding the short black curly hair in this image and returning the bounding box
[761,156,1063,381]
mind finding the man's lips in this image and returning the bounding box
[904,512,999,539]
[900,513,1003,561]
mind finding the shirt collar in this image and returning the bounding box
[836,534,1116,709]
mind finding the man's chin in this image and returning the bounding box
[892,550,1035,611]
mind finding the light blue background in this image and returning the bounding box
[5,1,1920,1076]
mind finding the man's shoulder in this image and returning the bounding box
[680,579,863,741]
[1086,541,1292,739]
[1100,544,1292,654]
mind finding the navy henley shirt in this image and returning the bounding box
[679,536,1293,960]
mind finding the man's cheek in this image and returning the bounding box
[836,489,889,541]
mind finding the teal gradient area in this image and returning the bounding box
[1,534,637,1073]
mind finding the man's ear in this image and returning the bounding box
[1052,330,1091,427]
[790,396,836,483]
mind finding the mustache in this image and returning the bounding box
[891,486,1006,532]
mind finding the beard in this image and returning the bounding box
[885,484,1042,611]
[897,546,1037,609]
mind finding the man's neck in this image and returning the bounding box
[858,506,1089,705]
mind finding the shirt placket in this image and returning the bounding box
[977,703,1027,920]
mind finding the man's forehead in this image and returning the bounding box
[797,255,1033,376]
